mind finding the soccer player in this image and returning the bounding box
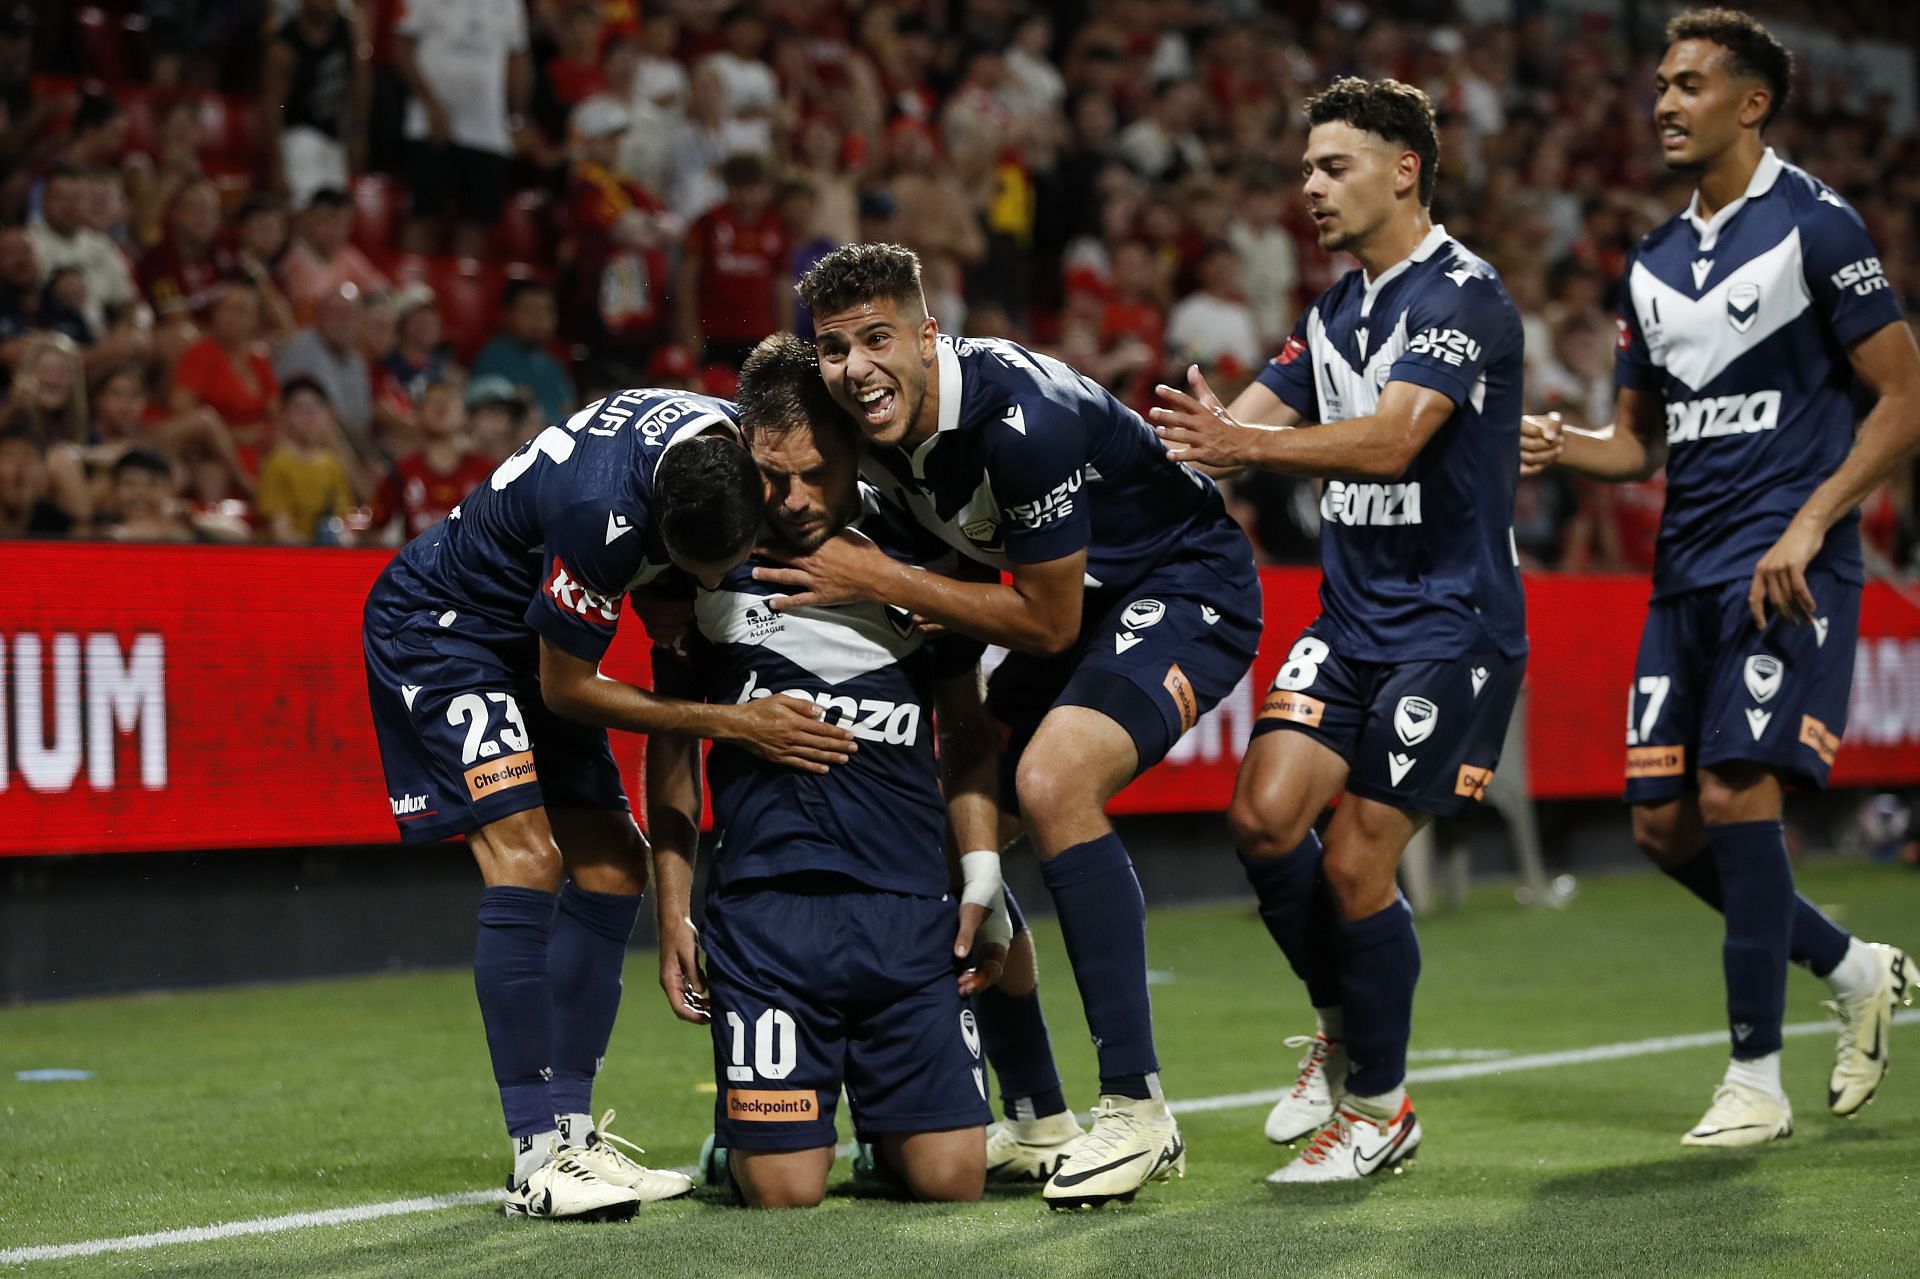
[761,243,1264,1207]
[362,386,859,1219]
[1520,8,1919,1146]
[1151,77,1527,1182]
[646,335,1002,1209]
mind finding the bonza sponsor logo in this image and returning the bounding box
[1321,480,1422,527]
[738,671,921,744]
[1665,391,1781,444]
[1004,469,1084,529]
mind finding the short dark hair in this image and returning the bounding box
[1304,76,1441,206]
[1666,7,1793,128]
[113,446,171,480]
[736,333,856,449]
[281,374,332,409]
[795,242,925,323]
[501,277,554,309]
[653,435,760,565]
[73,91,124,134]
[306,186,350,210]
[720,151,769,189]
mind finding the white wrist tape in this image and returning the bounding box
[976,888,1012,951]
[959,849,1002,910]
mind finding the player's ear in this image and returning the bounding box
[1398,149,1421,200]
[918,310,939,363]
[1737,82,1771,130]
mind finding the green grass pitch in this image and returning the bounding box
[3,861,1917,1277]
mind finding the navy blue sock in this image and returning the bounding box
[547,883,641,1119]
[975,983,1068,1121]
[1040,832,1159,1099]
[1708,821,1796,1059]
[474,886,558,1137]
[1661,852,1851,977]
[1338,897,1421,1098]
[1239,831,1343,1009]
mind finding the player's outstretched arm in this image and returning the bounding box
[537,637,857,773]
[644,727,709,1025]
[1520,385,1667,482]
[1154,373,1454,480]
[755,539,1087,656]
[934,663,1005,991]
[1750,320,1920,627]
[1166,366,1307,479]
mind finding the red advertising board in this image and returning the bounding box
[4,544,1919,856]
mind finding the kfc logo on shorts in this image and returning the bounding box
[546,556,622,627]
[1394,696,1438,747]
[1743,654,1783,704]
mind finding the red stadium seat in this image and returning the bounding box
[352,174,405,254]
[490,190,550,262]
[196,94,259,170]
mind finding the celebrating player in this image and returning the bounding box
[646,335,1003,1209]
[362,387,859,1219]
[1520,8,1918,1145]
[1151,77,1527,1182]
[757,242,1262,1208]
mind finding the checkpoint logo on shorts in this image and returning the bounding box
[1260,689,1324,727]
[1799,715,1839,766]
[1455,765,1494,801]
[727,1090,819,1122]
[1163,663,1199,735]
[464,751,538,801]
[1626,744,1687,779]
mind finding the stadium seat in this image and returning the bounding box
[490,190,551,262]
[195,94,258,170]
[352,174,405,254]
[74,8,141,83]
[376,254,530,360]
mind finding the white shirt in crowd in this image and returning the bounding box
[1165,290,1264,371]
[396,0,528,156]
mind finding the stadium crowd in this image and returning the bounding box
[0,0,1912,568]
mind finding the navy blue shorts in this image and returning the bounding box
[1624,570,1859,804]
[987,551,1262,783]
[703,874,992,1151]
[1249,623,1526,819]
[362,598,629,844]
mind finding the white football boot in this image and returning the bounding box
[560,1109,695,1202]
[1268,1095,1421,1184]
[503,1147,643,1221]
[1042,1096,1185,1210]
[1681,1081,1793,1147]
[985,1110,1087,1183]
[1827,943,1915,1116]
[1266,1034,1346,1144]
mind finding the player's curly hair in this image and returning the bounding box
[1666,8,1793,128]
[795,242,926,322]
[736,333,859,449]
[654,435,761,567]
[1304,77,1440,206]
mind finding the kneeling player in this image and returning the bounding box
[648,343,999,1208]
[363,387,859,1219]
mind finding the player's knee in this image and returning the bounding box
[1631,806,1684,868]
[1228,788,1312,860]
[1321,847,1394,918]
[1013,754,1091,833]
[897,1152,984,1203]
[1695,764,1777,827]
[736,1166,827,1210]
[478,837,565,890]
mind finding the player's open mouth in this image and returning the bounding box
[854,383,897,427]
[1660,124,1688,149]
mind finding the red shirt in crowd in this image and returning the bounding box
[173,338,281,477]
[688,203,786,344]
[371,450,498,541]
[137,241,235,319]
[566,160,670,345]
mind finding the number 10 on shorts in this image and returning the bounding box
[725,1009,798,1081]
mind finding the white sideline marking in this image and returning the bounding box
[6,1009,1915,1265]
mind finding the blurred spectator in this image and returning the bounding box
[471,279,572,425]
[81,166,135,255]
[395,0,532,256]
[377,287,449,414]
[463,373,526,460]
[369,379,495,543]
[0,225,90,352]
[702,6,778,159]
[791,118,859,248]
[633,3,690,117]
[1229,175,1300,348]
[124,97,204,251]
[175,435,253,541]
[4,331,89,527]
[646,343,698,393]
[264,0,366,207]
[28,166,139,335]
[30,93,128,218]
[1164,242,1262,373]
[276,285,377,469]
[668,60,761,221]
[887,118,987,298]
[172,280,282,478]
[0,4,58,175]
[256,375,352,545]
[564,98,672,376]
[1115,79,1208,184]
[278,188,392,322]
[585,30,663,196]
[100,447,195,542]
[543,2,609,114]
[0,419,74,537]
[781,179,836,337]
[232,196,298,336]
[136,179,233,321]
[678,152,783,369]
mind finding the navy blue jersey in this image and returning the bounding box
[367,389,739,663]
[859,334,1250,595]
[1616,150,1902,599]
[1256,225,1527,662]
[671,494,980,899]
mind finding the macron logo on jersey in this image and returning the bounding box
[1321,480,1423,527]
[606,512,633,544]
[546,557,622,627]
[1665,390,1781,445]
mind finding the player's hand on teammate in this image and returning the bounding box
[754,527,890,611]
[1151,365,1253,469]
[954,901,1006,996]
[730,693,858,773]
[1519,412,1565,477]
[659,919,710,1023]
[1749,516,1823,628]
